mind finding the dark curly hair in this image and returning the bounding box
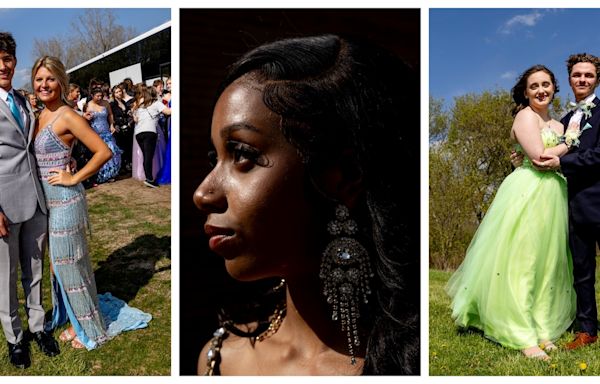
[511,64,558,116]
[567,52,600,85]
[215,34,420,375]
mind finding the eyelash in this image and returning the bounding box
[207,141,266,169]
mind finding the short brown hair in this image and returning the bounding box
[567,53,600,83]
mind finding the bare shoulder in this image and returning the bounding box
[60,107,85,124]
[197,338,212,375]
[197,329,253,375]
[513,107,540,132]
[514,107,537,123]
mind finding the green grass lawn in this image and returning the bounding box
[430,268,600,376]
[0,178,171,375]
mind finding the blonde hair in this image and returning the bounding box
[31,56,70,105]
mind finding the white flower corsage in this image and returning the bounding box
[560,123,592,149]
[563,129,582,148]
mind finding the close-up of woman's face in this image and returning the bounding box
[92,91,103,102]
[525,70,554,108]
[193,77,320,281]
[33,66,60,104]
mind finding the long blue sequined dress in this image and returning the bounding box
[89,108,122,183]
[35,112,152,350]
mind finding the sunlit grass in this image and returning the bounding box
[430,268,600,376]
[0,179,170,375]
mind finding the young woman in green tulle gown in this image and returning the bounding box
[446,65,578,360]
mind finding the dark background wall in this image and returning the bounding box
[179,9,420,374]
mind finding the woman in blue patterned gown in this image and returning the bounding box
[85,87,122,183]
[32,56,151,350]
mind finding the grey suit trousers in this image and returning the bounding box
[0,207,47,344]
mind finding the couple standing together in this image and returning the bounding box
[448,53,600,360]
[0,32,150,370]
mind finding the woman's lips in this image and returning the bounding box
[204,224,236,253]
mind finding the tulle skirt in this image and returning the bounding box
[446,165,576,349]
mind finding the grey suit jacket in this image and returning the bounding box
[0,91,46,223]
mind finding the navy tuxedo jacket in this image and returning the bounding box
[560,96,600,225]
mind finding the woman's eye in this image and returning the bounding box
[229,142,259,163]
[226,140,267,169]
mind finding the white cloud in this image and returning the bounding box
[13,68,31,90]
[499,11,544,35]
[501,71,516,80]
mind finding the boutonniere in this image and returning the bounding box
[567,100,596,119]
[580,101,596,119]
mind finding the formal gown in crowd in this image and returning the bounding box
[110,100,133,172]
[446,127,576,349]
[132,121,165,181]
[35,112,152,350]
[89,107,122,182]
[156,100,171,185]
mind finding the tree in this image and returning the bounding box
[31,9,137,69]
[429,91,564,270]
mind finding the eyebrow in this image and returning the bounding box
[220,123,261,139]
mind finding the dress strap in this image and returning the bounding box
[47,106,70,127]
[204,327,228,376]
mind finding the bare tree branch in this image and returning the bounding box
[31,9,137,69]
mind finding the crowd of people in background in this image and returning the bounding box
[15,76,172,188]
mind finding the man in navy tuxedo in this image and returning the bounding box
[536,53,600,349]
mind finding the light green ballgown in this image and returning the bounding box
[446,127,576,349]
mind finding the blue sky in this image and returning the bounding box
[430,9,600,108]
[0,8,170,89]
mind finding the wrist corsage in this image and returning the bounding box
[561,129,581,149]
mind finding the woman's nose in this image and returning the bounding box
[193,170,227,214]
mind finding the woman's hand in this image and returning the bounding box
[510,150,524,168]
[47,165,76,186]
[532,154,560,171]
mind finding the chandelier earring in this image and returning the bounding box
[319,204,373,365]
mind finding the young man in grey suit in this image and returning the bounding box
[0,32,59,369]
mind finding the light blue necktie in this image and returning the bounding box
[6,92,23,131]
